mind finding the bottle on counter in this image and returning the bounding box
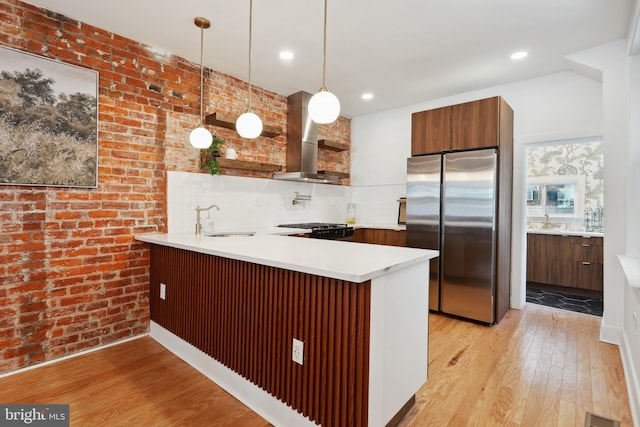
[346,203,356,224]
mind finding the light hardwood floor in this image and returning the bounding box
[401,303,632,427]
[0,303,632,426]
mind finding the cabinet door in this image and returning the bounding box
[527,234,551,284]
[353,229,406,246]
[526,234,572,286]
[411,106,452,155]
[451,97,499,150]
[569,236,603,291]
[572,262,603,291]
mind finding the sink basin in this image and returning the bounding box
[205,231,256,237]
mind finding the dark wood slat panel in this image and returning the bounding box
[149,245,370,427]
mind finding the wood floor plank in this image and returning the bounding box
[0,303,632,427]
[604,363,634,426]
[0,338,270,427]
[558,399,576,427]
[402,304,631,427]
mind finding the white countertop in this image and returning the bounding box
[526,229,604,237]
[136,230,437,283]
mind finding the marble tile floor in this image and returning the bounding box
[526,283,603,317]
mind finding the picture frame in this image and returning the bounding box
[0,46,98,188]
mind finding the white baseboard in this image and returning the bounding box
[0,334,148,380]
[149,321,317,427]
[600,319,622,345]
[620,331,640,427]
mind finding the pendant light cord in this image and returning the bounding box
[248,0,253,111]
[321,0,327,90]
[199,24,205,125]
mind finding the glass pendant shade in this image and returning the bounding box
[236,111,263,139]
[309,89,340,124]
[189,125,213,149]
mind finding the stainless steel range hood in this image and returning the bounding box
[274,91,340,184]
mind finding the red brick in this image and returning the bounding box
[59,295,93,306]
[0,0,349,376]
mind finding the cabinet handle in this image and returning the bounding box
[582,244,591,247]
[582,261,591,265]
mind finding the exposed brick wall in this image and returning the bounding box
[0,1,350,374]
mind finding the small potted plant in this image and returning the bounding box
[200,135,226,175]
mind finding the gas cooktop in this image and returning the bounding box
[277,223,354,239]
[278,222,349,229]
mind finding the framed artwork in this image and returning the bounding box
[0,46,98,188]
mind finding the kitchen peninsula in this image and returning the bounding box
[136,232,437,427]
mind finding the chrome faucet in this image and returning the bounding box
[292,192,311,205]
[195,204,220,234]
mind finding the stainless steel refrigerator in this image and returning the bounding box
[406,148,498,324]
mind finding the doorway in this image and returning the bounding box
[524,137,604,316]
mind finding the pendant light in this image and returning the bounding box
[189,17,213,149]
[236,0,263,139]
[308,0,340,124]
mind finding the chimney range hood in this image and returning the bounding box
[274,91,340,184]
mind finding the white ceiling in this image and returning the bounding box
[23,0,634,118]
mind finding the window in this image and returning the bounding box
[526,175,585,218]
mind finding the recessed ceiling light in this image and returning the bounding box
[510,51,528,60]
[361,92,374,100]
[279,50,294,60]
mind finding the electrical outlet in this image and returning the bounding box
[160,283,166,300]
[292,338,304,365]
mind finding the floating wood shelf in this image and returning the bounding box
[318,139,348,152]
[205,112,283,138]
[318,170,350,179]
[217,158,282,172]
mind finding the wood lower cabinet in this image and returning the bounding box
[353,228,406,247]
[526,233,603,291]
[527,234,572,287]
[570,236,604,291]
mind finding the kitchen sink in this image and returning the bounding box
[205,231,256,237]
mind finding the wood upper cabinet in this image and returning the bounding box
[451,97,499,150]
[411,96,513,155]
[411,106,453,155]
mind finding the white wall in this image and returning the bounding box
[351,70,604,311]
[629,58,640,258]
[621,5,640,423]
[566,40,629,344]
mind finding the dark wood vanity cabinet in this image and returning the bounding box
[526,233,603,291]
[527,233,572,287]
[570,236,603,291]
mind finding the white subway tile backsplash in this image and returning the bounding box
[168,172,353,232]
